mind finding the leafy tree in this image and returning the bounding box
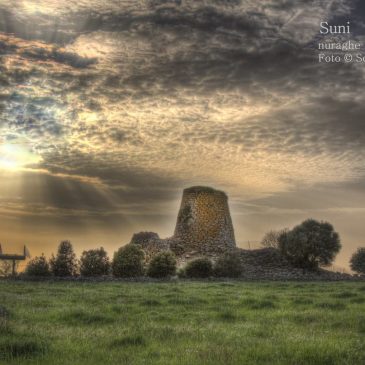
[112,244,145,278]
[185,258,213,278]
[50,241,78,277]
[261,229,287,249]
[80,247,110,277]
[214,252,242,278]
[278,219,341,269]
[350,248,365,274]
[25,254,51,276]
[147,251,177,278]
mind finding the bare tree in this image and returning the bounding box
[0,260,17,277]
[261,229,287,249]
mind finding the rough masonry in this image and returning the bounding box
[173,186,236,253]
[125,186,362,279]
[130,186,236,264]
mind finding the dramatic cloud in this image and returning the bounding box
[0,0,364,268]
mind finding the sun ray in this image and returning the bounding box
[0,143,42,172]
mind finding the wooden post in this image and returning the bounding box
[0,245,29,276]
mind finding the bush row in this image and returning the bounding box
[23,218,365,277]
[25,241,242,279]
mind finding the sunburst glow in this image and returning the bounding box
[0,0,364,271]
[0,143,41,171]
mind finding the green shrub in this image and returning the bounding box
[80,247,110,277]
[350,248,365,274]
[278,219,341,269]
[112,244,145,278]
[50,241,78,277]
[25,254,50,277]
[185,258,213,278]
[147,251,177,278]
[214,252,242,277]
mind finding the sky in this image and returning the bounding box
[0,0,365,270]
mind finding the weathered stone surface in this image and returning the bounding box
[126,187,361,280]
[173,186,236,254]
[234,248,356,280]
[141,240,170,263]
[128,186,237,263]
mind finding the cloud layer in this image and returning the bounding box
[0,0,365,268]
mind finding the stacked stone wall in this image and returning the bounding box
[173,186,236,253]
[126,186,360,280]
[136,238,170,264]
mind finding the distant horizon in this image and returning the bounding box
[2,185,360,274]
[1,1,365,271]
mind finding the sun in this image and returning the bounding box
[0,143,41,171]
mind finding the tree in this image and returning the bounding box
[25,254,51,276]
[278,219,341,269]
[147,251,177,278]
[112,244,145,278]
[80,247,110,277]
[185,258,213,278]
[350,248,365,274]
[0,261,15,277]
[50,241,78,277]
[214,252,242,278]
[261,229,287,249]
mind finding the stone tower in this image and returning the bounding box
[173,186,236,253]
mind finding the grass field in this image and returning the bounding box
[1,280,365,365]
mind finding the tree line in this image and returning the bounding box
[15,218,365,278]
[24,241,242,279]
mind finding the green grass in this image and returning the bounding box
[0,281,364,365]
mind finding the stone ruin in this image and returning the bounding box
[130,186,237,265]
[128,186,359,280]
[174,186,236,254]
